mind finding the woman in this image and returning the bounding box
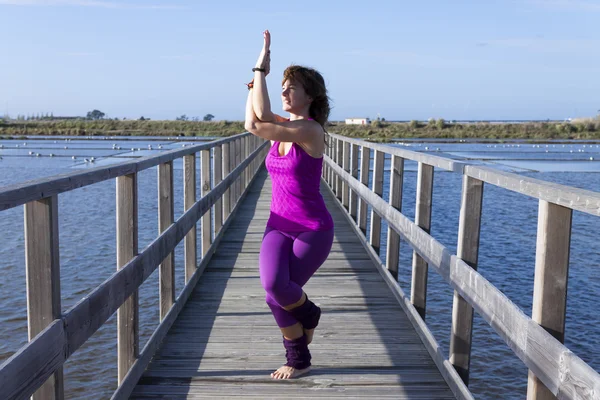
[244,30,334,380]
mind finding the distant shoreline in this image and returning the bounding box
[1,119,599,141]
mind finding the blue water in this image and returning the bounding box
[1,136,599,399]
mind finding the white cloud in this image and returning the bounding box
[0,0,185,9]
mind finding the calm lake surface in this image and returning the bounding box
[1,136,599,399]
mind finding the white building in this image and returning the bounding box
[345,118,370,125]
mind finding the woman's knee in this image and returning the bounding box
[261,276,290,298]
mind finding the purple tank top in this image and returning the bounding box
[265,141,334,232]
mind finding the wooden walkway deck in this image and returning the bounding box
[130,170,456,399]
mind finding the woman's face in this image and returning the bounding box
[281,79,312,113]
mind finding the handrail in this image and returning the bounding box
[327,132,600,216]
[0,132,269,399]
[0,132,248,211]
[324,132,600,400]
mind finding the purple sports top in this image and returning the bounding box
[265,140,334,232]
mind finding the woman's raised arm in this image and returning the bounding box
[252,30,277,122]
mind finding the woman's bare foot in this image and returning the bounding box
[271,365,311,379]
[304,328,315,345]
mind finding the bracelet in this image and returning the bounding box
[252,67,266,72]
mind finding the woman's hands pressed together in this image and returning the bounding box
[255,30,271,76]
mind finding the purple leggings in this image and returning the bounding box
[259,226,334,328]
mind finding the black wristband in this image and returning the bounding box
[252,67,266,72]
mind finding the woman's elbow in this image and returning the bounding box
[245,121,257,133]
[255,110,275,122]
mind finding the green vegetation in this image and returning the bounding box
[0,118,599,140]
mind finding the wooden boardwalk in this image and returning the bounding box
[130,170,456,399]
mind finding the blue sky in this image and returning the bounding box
[1,0,599,121]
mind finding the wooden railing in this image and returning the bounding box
[324,132,600,400]
[0,133,269,400]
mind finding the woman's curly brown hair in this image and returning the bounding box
[282,65,331,129]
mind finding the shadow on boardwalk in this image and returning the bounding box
[131,170,455,399]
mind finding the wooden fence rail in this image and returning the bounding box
[0,133,268,400]
[324,132,600,400]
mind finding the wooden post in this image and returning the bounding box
[327,137,334,188]
[526,200,572,400]
[411,163,434,318]
[183,154,197,284]
[214,145,223,234]
[349,143,359,222]
[369,150,385,253]
[158,162,175,321]
[24,195,64,399]
[386,155,404,279]
[235,139,241,204]
[244,135,250,188]
[336,138,343,200]
[358,146,370,235]
[342,141,351,210]
[449,175,484,385]
[222,142,231,222]
[116,173,139,385]
[230,140,235,210]
[201,149,211,257]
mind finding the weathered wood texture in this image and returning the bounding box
[24,195,63,399]
[527,200,573,400]
[326,157,600,400]
[130,170,459,399]
[201,149,211,257]
[115,174,139,383]
[184,154,197,284]
[411,163,434,319]
[116,173,139,384]
[158,162,175,321]
[369,150,385,254]
[449,176,484,385]
[386,155,403,279]
[0,141,269,400]
[0,133,251,212]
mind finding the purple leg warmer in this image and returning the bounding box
[283,334,311,370]
[290,296,321,330]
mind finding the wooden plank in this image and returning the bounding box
[411,162,434,319]
[0,133,251,212]
[369,150,385,254]
[116,173,139,384]
[350,143,359,221]
[449,175,483,385]
[132,168,459,400]
[327,158,600,400]
[464,165,600,217]
[111,144,267,400]
[527,200,573,400]
[201,149,211,257]
[358,146,370,235]
[159,162,175,320]
[184,154,197,283]
[24,195,63,400]
[63,143,266,361]
[0,320,66,400]
[386,155,403,279]
[213,145,223,235]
